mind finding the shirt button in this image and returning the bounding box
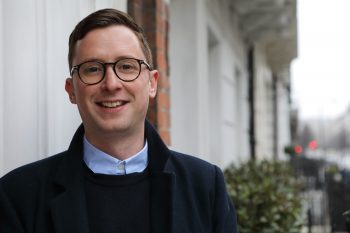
[117,163,125,170]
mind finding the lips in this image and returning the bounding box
[97,100,128,108]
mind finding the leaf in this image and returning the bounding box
[224,159,304,233]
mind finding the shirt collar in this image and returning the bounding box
[83,136,148,175]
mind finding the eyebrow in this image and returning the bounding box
[77,55,144,64]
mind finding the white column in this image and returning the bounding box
[195,0,211,159]
[169,0,210,160]
[169,0,199,156]
[2,0,40,172]
[45,0,83,156]
[277,69,291,160]
[236,67,250,162]
[35,0,48,159]
[0,0,4,175]
[208,31,222,165]
[95,0,127,11]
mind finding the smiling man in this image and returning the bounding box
[66,24,157,161]
[0,9,238,233]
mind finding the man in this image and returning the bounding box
[0,8,238,233]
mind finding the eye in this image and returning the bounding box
[116,59,139,74]
[80,62,103,76]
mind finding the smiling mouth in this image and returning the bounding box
[98,101,127,108]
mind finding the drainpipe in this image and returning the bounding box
[272,74,278,159]
[248,46,256,159]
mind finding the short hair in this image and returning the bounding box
[68,8,153,70]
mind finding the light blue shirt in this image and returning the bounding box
[83,137,148,175]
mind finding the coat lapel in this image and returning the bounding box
[146,121,177,233]
[50,125,90,233]
[50,183,89,233]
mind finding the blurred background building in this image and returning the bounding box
[0,0,297,175]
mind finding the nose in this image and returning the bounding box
[101,66,123,91]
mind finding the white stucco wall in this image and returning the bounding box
[0,0,4,173]
[207,7,250,166]
[0,0,126,176]
[169,0,250,168]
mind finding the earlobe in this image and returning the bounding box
[65,78,76,104]
[149,70,159,98]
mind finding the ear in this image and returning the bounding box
[65,78,77,104]
[149,70,159,98]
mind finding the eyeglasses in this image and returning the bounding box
[70,58,151,85]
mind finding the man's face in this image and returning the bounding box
[65,25,158,141]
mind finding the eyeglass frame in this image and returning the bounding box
[70,57,152,85]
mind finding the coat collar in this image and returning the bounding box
[51,121,175,233]
[50,124,89,233]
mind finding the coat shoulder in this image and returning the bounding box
[168,150,219,173]
[0,151,67,189]
[166,150,223,188]
[166,150,238,232]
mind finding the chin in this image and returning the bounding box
[100,120,134,133]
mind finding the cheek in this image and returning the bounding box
[74,86,94,104]
[132,86,150,107]
[126,81,148,97]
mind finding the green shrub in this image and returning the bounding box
[224,159,304,233]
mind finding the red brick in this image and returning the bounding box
[156,32,166,50]
[159,129,171,146]
[129,0,170,143]
[156,52,167,70]
[157,73,169,89]
[157,110,170,128]
[157,90,170,110]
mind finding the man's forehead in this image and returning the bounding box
[80,25,138,42]
[72,25,144,62]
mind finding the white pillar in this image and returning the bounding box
[2,0,42,172]
[0,0,4,175]
[95,0,127,11]
[169,0,210,160]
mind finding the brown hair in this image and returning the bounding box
[68,8,153,70]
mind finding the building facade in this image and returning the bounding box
[0,0,297,175]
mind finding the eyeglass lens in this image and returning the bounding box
[78,58,141,84]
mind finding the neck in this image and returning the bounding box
[84,126,145,161]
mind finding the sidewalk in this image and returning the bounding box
[301,225,332,233]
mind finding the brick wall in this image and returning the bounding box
[128,0,171,145]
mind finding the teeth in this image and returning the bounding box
[100,101,124,108]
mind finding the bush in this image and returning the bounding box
[224,159,304,233]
